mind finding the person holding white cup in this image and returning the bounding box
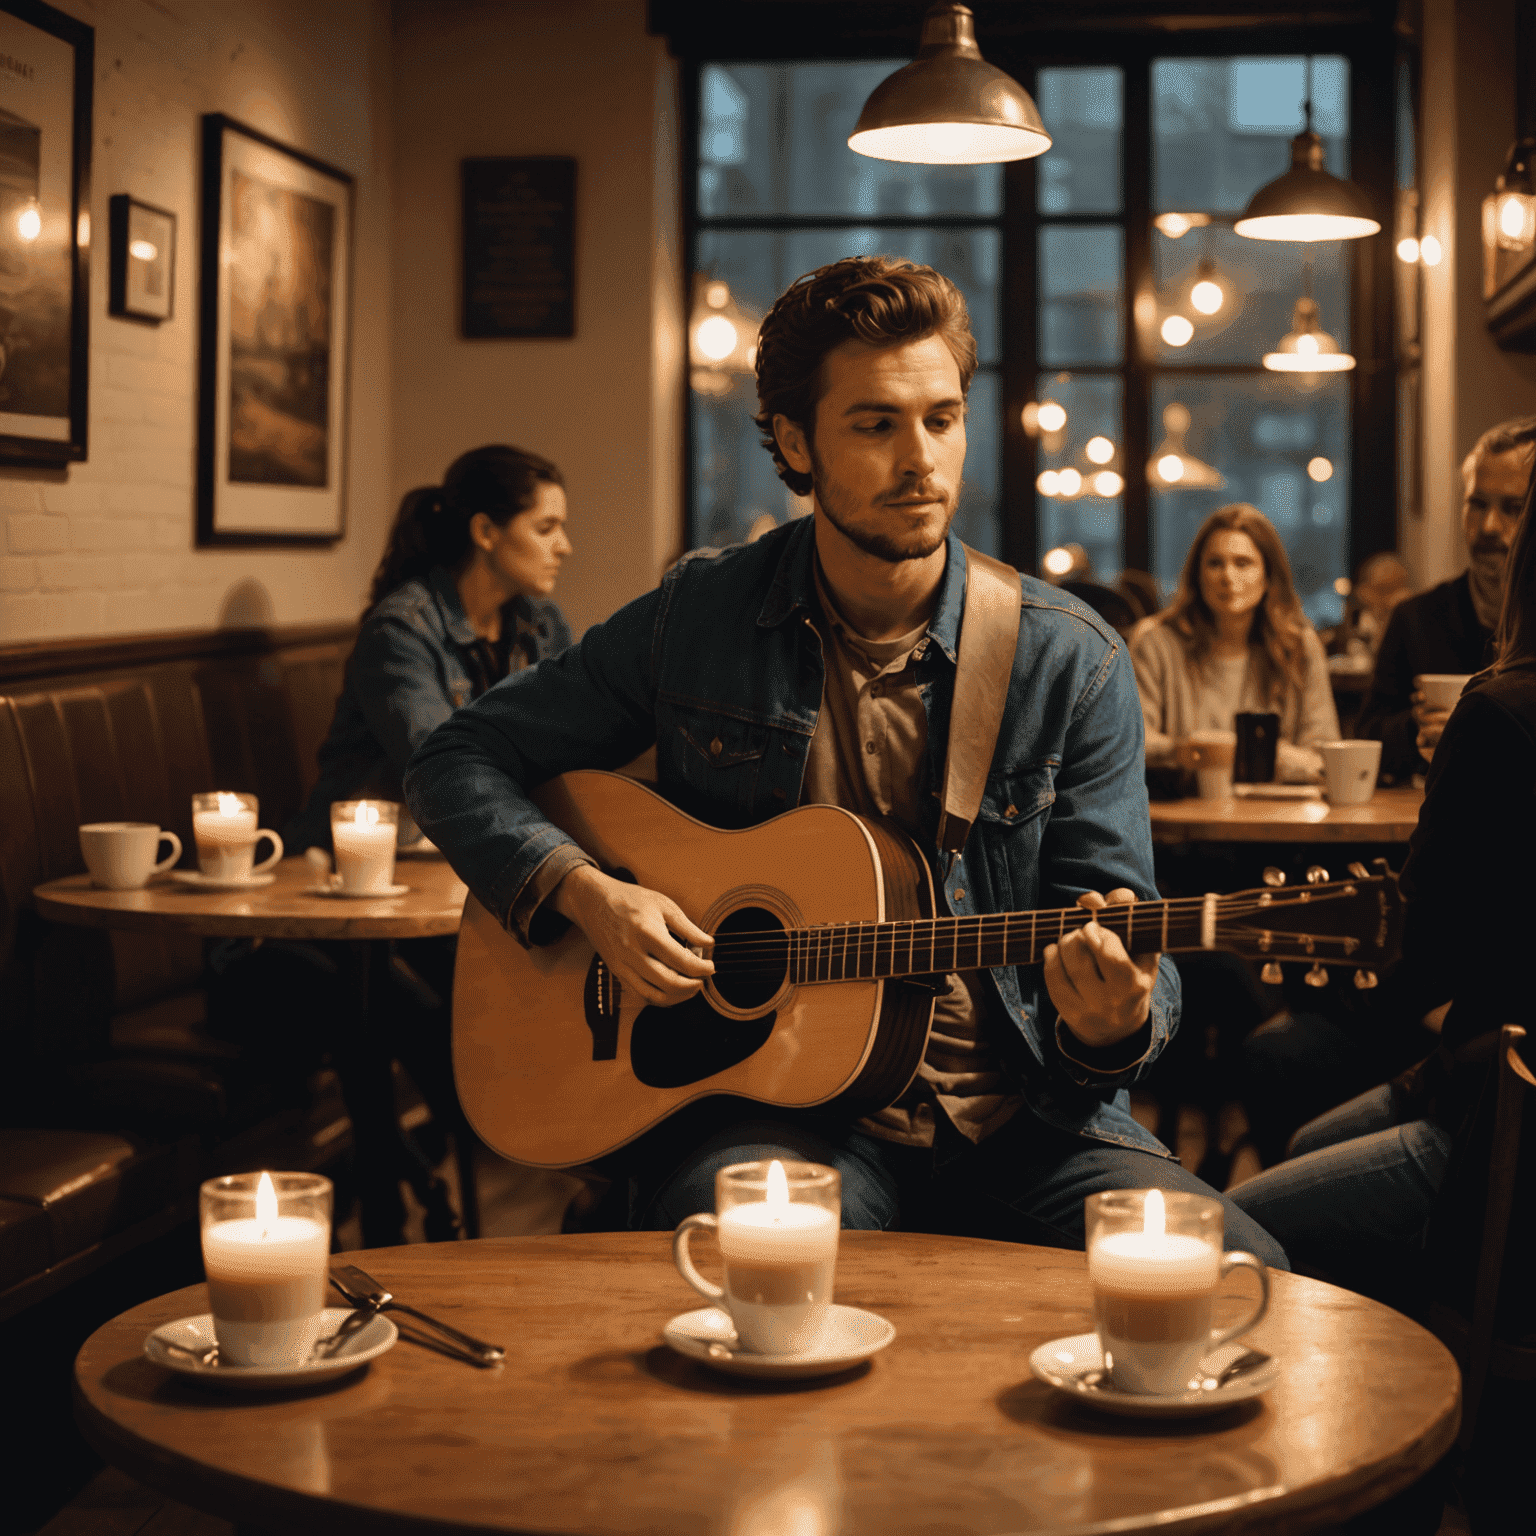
[1131,504,1339,790]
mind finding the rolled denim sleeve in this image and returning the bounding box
[1036,641,1181,1087]
[404,585,664,937]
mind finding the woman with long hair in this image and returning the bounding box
[285,444,572,853]
[1131,503,1339,781]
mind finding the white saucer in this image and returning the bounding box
[1029,1333,1279,1418]
[145,1309,398,1389]
[663,1305,895,1379]
[305,882,411,899]
[170,870,277,892]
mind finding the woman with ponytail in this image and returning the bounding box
[286,445,572,853]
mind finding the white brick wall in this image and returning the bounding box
[0,0,393,645]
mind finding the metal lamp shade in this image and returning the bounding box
[848,4,1051,166]
[1234,131,1379,242]
[1262,297,1356,373]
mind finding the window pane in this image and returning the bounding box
[698,62,1003,219]
[1153,56,1350,214]
[1149,374,1350,626]
[1039,226,1123,365]
[955,369,1001,557]
[697,226,1001,365]
[1150,224,1349,364]
[1036,67,1122,214]
[1034,373,1123,580]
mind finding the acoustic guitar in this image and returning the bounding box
[452,771,1405,1168]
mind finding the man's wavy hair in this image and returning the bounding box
[752,257,977,497]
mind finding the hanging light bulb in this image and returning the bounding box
[1147,402,1225,490]
[1056,467,1083,497]
[1092,469,1124,497]
[1263,295,1356,373]
[1036,470,1060,496]
[1084,435,1115,465]
[1189,258,1225,315]
[1153,212,1210,241]
[690,276,760,396]
[1035,400,1067,434]
[1160,314,1194,347]
[1234,59,1379,242]
[849,4,1051,165]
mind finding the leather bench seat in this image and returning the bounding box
[0,1199,50,1292]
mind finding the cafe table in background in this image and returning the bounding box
[1149,784,1424,847]
[75,1231,1459,1535]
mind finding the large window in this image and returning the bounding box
[681,23,1395,625]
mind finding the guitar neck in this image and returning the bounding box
[773,899,1212,983]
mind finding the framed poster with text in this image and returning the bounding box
[462,157,576,339]
[0,0,91,464]
[197,114,353,545]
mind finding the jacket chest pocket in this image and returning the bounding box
[661,704,769,824]
[976,761,1057,910]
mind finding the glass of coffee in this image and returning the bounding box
[673,1159,840,1355]
[1085,1188,1270,1395]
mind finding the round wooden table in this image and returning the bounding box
[1150,786,1424,847]
[75,1232,1460,1536]
[33,854,467,940]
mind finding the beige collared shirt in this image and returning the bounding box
[804,561,1023,1148]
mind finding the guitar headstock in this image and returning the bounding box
[1215,860,1404,973]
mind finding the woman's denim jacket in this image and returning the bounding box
[406,520,1179,1157]
[285,566,570,852]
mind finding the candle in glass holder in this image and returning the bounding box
[200,1171,331,1367]
[191,791,283,880]
[331,800,399,893]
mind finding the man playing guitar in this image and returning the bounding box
[405,257,1286,1265]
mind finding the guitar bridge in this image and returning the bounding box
[583,956,620,1061]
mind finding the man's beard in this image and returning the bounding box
[810,448,959,565]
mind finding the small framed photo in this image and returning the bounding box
[109,195,175,322]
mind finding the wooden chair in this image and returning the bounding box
[1428,1023,1536,1451]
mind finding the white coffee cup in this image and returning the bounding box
[1180,729,1236,800]
[1086,1189,1270,1396]
[79,822,182,890]
[1319,739,1382,805]
[673,1159,840,1356]
[1415,673,1472,713]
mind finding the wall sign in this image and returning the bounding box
[462,157,576,339]
[0,0,92,465]
[108,194,175,323]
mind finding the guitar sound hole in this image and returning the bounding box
[710,905,787,1011]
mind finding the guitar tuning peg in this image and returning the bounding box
[1304,963,1330,987]
[1260,961,1284,986]
[1347,862,1369,879]
[1262,867,1286,887]
[1305,865,1329,885]
[1353,969,1379,990]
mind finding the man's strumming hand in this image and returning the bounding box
[1043,888,1160,1050]
[551,865,714,1006]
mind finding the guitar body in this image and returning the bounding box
[452,772,938,1168]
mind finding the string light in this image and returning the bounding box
[1085,436,1115,465]
[1036,400,1067,433]
[1160,314,1194,347]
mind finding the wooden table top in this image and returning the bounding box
[75,1232,1460,1536]
[1149,785,1424,846]
[34,855,466,940]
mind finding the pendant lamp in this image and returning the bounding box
[1234,59,1378,242]
[1262,296,1355,373]
[1147,403,1224,490]
[848,3,1051,166]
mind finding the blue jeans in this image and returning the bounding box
[639,1108,1289,1270]
[1228,1084,1451,1292]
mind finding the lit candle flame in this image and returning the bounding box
[766,1159,789,1211]
[255,1170,277,1236]
[354,801,379,828]
[216,792,242,816]
[1143,1187,1165,1239]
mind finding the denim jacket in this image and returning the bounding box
[286,565,570,852]
[405,520,1178,1157]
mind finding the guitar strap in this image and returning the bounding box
[935,545,1022,855]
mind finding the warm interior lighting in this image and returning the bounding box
[1160,314,1194,347]
[1084,435,1114,465]
[849,3,1051,165]
[1042,546,1075,577]
[1263,295,1356,373]
[704,280,729,309]
[1396,237,1420,264]
[1157,454,1185,483]
[129,238,158,262]
[16,205,40,242]
[1056,467,1082,496]
[255,1171,277,1234]
[766,1159,789,1209]
[1307,456,1334,482]
[354,801,380,828]
[1153,212,1210,240]
[696,315,738,361]
[1334,576,1352,597]
[1036,469,1060,496]
[1419,235,1442,266]
[1143,1187,1166,1239]
[1092,470,1124,497]
[1035,400,1067,434]
[216,792,242,816]
[1190,279,1224,315]
[1148,402,1225,491]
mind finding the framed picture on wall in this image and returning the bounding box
[197,113,353,546]
[0,0,92,465]
[108,194,175,322]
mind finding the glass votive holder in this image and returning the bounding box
[200,1171,332,1367]
[330,799,400,894]
[191,791,283,882]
